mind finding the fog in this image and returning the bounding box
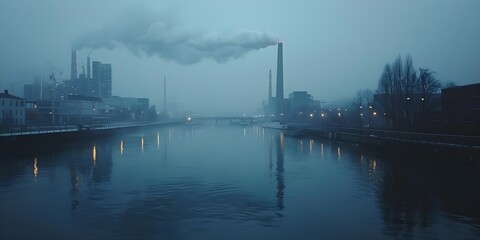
[0,0,479,115]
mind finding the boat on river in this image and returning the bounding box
[230,119,248,126]
[261,121,287,130]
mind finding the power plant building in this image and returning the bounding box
[288,91,313,113]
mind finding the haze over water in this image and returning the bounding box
[1,123,479,239]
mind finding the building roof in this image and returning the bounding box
[0,90,22,100]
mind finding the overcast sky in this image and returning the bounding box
[0,0,479,115]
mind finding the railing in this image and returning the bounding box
[0,125,79,137]
[0,120,184,138]
[335,127,480,148]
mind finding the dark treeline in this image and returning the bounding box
[353,55,445,131]
[377,55,441,130]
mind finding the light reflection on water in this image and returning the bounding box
[33,157,38,178]
[0,123,479,239]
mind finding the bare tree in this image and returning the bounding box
[378,63,396,127]
[353,89,373,107]
[353,89,374,127]
[377,55,417,130]
[417,68,441,112]
[403,55,417,127]
[443,81,456,88]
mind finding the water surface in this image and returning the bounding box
[1,123,479,239]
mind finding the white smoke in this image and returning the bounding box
[71,6,279,65]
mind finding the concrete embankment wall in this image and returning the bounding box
[0,121,183,152]
[304,128,480,161]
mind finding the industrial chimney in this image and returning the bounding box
[87,56,91,79]
[71,50,77,81]
[163,76,167,115]
[268,69,272,113]
[275,42,284,117]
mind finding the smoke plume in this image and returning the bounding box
[71,6,279,65]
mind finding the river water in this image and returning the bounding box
[1,122,479,239]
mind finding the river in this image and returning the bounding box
[1,122,479,239]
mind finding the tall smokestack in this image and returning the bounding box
[268,69,272,112]
[87,57,91,79]
[71,50,77,81]
[275,42,284,116]
[163,76,167,115]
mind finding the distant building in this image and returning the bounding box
[441,83,480,135]
[103,96,149,121]
[92,61,112,98]
[372,83,479,134]
[288,91,313,114]
[23,76,53,101]
[57,95,108,124]
[0,90,25,127]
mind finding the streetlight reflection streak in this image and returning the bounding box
[337,146,341,160]
[92,145,97,167]
[33,158,38,178]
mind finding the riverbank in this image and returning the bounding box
[299,126,480,162]
[0,120,184,152]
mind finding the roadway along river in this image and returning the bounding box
[1,122,479,239]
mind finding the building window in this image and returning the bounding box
[21,101,24,107]
[10,100,12,106]
[16,101,18,106]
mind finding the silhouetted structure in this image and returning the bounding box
[268,69,273,115]
[163,76,167,115]
[275,42,284,117]
[92,61,112,98]
[71,50,77,81]
[87,56,91,79]
[0,90,25,127]
[288,91,313,114]
[441,83,480,135]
